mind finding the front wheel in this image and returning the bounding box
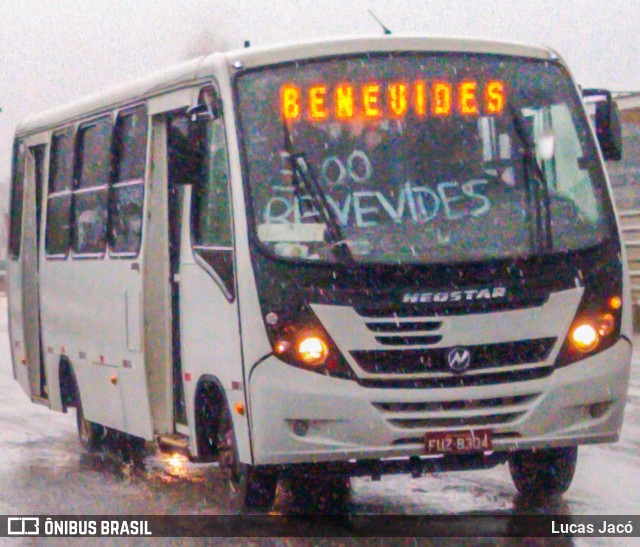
[274,472,351,514]
[216,399,278,511]
[508,446,578,497]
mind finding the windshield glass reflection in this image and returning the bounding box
[237,53,612,265]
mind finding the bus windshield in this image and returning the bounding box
[236,53,613,265]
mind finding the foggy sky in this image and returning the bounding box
[1,0,638,182]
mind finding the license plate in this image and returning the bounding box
[425,430,492,454]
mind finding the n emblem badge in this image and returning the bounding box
[447,347,471,373]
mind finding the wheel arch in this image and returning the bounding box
[193,374,227,462]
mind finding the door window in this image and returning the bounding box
[110,106,147,256]
[9,141,26,259]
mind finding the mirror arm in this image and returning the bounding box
[582,88,622,162]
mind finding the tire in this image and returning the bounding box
[71,373,106,451]
[275,472,351,514]
[109,430,147,465]
[509,446,578,497]
[215,397,278,511]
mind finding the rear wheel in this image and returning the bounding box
[108,430,147,464]
[214,398,278,511]
[509,446,578,497]
[72,375,106,451]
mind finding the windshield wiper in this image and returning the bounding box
[509,105,553,253]
[282,124,353,263]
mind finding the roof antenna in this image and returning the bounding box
[367,9,392,35]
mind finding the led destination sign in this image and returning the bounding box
[281,80,505,121]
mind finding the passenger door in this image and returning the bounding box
[10,139,47,401]
[144,85,247,462]
[8,140,28,396]
[176,87,247,461]
[144,88,196,435]
[23,144,47,399]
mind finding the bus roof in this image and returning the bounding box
[16,35,557,136]
[225,34,556,69]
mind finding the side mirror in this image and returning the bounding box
[170,87,222,186]
[167,115,205,187]
[583,88,622,161]
[187,102,215,122]
[188,86,223,122]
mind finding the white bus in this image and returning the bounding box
[8,36,631,510]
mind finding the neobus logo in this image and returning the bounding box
[447,347,472,373]
[402,286,507,304]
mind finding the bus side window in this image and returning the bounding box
[110,105,147,256]
[9,141,26,259]
[72,116,111,256]
[45,130,74,258]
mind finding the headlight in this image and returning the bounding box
[274,335,328,367]
[556,297,622,367]
[569,311,617,354]
[298,336,328,366]
[270,321,354,378]
[570,323,599,352]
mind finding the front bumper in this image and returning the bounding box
[248,338,632,466]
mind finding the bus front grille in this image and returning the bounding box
[387,413,526,429]
[351,338,555,375]
[357,366,553,388]
[373,393,540,432]
[372,393,539,412]
[365,320,444,346]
